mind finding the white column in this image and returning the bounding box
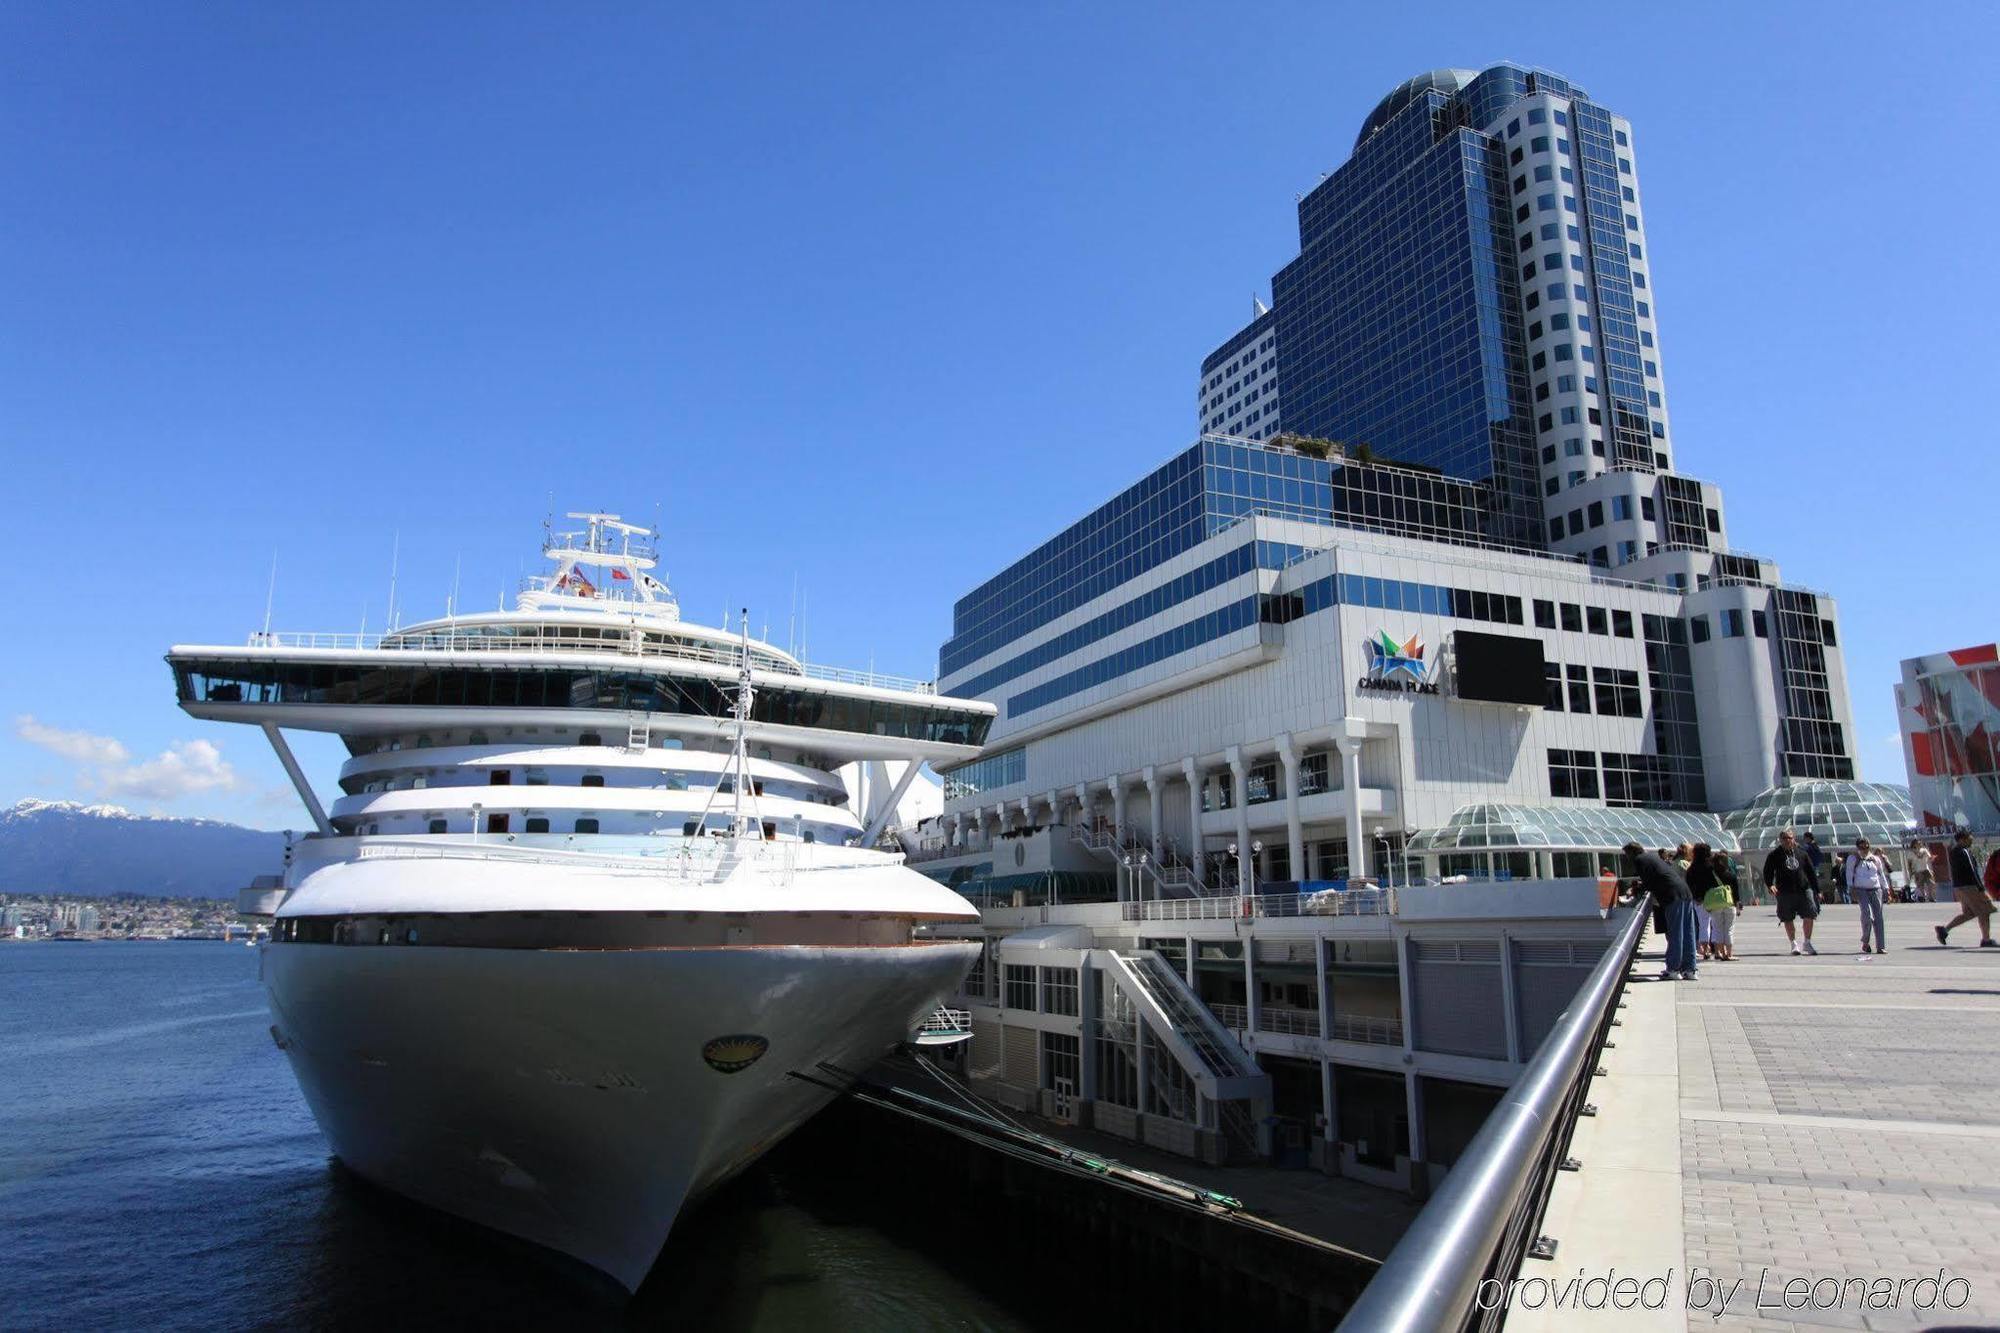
[1074,783,1089,830]
[1278,734,1303,884]
[1340,738,1368,880]
[1078,954,1099,1103]
[1112,780,1129,846]
[1183,757,1205,889]
[1315,934,1330,1041]
[1144,765,1163,865]
[1320,1058,1337,1154]
[1243,943,1260,1036]
[1046,789,1061,830]
[1226,745,1250,891]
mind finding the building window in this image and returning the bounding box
[1534,599,1556,630]
[1586,606,1608,636]
[1042,967,1080,1017]
[1042,1030,1080,1095]
[1549,749,1600,799]
[1566,664,1591,713]
[1612,609,1634,638]
[1592,667,1643,717]
[1560,603,1582,633]
[1587,502,1604,529]
[1722,609,1745,638]
[1753,610,1769,638]
[1004,964,1037,1011]
[1690,615,1710,643]
[1544,662,1565,711]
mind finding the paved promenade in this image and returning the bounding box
[1672,903,1999,1330]
[1519,900,1999,1332]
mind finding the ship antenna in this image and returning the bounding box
[730,607,762,841]
[261,551,278,641]
[386,530,400,632]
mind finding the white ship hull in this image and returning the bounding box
[263,938,977,1290]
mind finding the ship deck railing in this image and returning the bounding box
[245,630,937,695]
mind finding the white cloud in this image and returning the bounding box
[15,715,239,802]
[15,715,129,766]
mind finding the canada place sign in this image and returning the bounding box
[1358,630,1440,696]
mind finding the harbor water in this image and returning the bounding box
[0,941,1047,1332]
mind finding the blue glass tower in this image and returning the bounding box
[1209,65,1673,554]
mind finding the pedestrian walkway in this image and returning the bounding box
[1674,904,1999,1330]
[1519,902,1999,1331]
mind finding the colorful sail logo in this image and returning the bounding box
[1366,630,1428,682]
[1359,630,1439,695]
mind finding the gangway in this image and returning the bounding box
[911,1005,973,1046]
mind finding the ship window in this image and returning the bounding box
[416,736,432,748]
[524,817,550,833]
[489,770,511,785]
[574,817,599,834]
[486,814,509,834]
[427,819,447,834]
[581,774,605,788]
[763,821,777,840]
[470,732,489,745]
[683,820,698,836]
[579,732,603,747]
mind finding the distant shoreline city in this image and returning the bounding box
[1,892,246,942]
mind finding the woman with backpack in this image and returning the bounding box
[1703,849,1740,961]
[1688,841,1718,961]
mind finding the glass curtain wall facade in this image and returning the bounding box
[941,439,1331,678]
[1272,75,1542,547]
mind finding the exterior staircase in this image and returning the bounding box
[1103,950,1266,1100]
[1070,823,1209,898]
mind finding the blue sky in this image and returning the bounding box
[3,2,1995,827]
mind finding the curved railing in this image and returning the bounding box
[1335,902,1648,1332]
[245,629,938,695]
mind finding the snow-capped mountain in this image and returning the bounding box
[0,799,287,898]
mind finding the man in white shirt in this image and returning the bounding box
[1844,838,1892,953]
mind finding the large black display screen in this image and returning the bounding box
[1454,630,1547,706]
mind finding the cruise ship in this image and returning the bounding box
[167,513,994,1290]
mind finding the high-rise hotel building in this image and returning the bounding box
[907,66,1900,1175]
[1201,66,1684,559]
[924,63,1877,890]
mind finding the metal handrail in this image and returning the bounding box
[1336,903,1647,1332]
[1120,888,1396,922]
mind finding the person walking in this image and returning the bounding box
[1906,845,1936,903]
[1843,837,1892,954]
[1688,841,1718,960]
[1703,848,1739,961]
[1626,842,1697,980]
[1763,829,1820,955]
[1801,831,1831,901]
[1935,830,1997,948]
